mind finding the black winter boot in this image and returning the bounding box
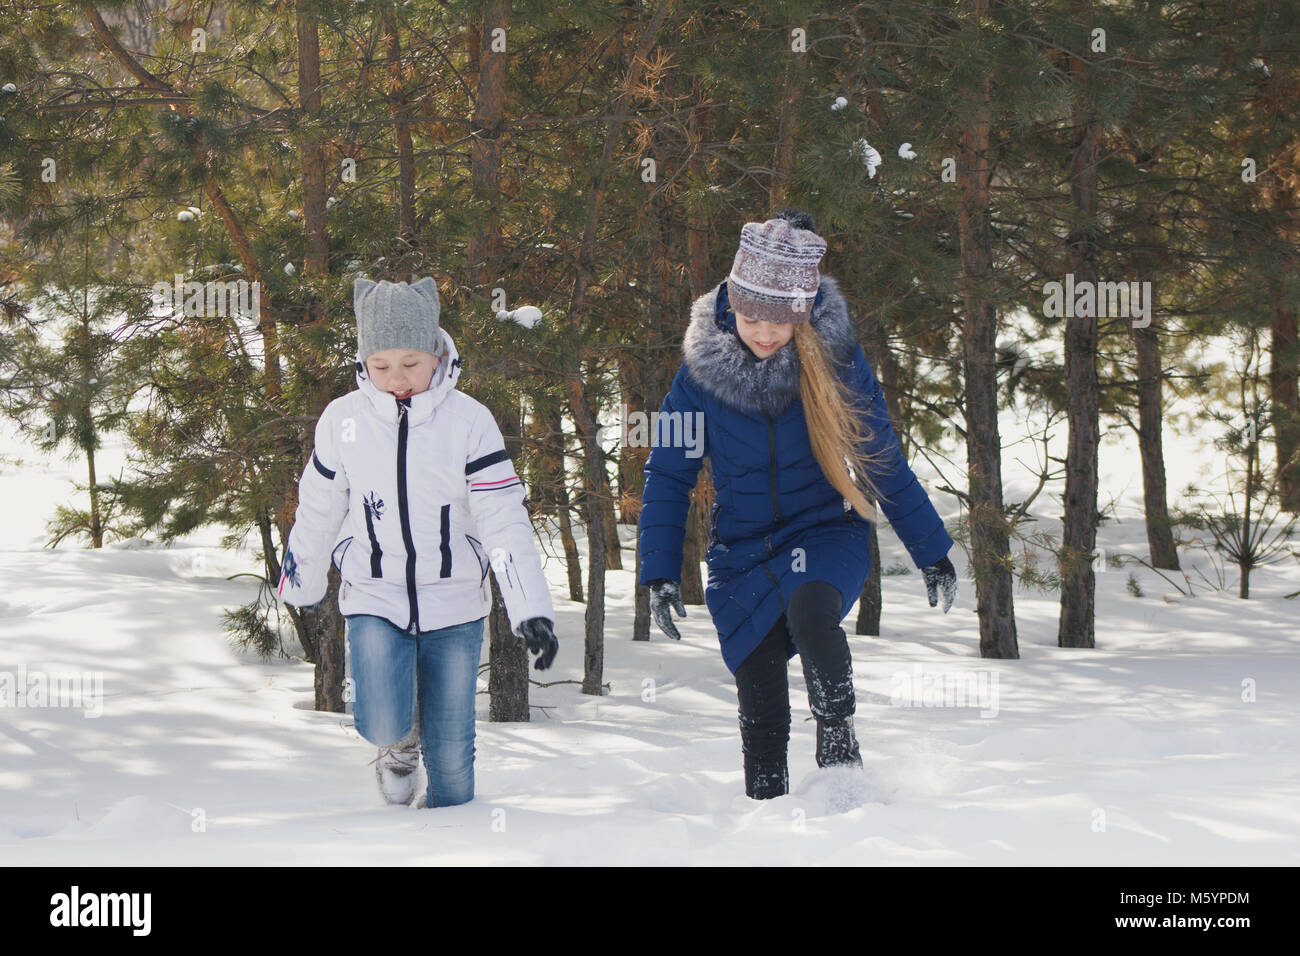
[740,740,790,799]
[815,716,862,768]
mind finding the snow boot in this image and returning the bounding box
[815,716,862,769]
[741,747,790,800]
[371,726,421,806]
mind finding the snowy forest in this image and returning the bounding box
[0,0,1297,866]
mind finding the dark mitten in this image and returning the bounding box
[647,579,687,640]
[518,617,559,670]
[920,555,958,613]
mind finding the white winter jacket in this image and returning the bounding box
[276,328,554,637]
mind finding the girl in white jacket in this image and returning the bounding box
[276,277,558,808]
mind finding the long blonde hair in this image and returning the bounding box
[793,321,892,523]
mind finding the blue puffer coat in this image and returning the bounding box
[638,274,953,674]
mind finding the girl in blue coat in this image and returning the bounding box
[638,210,958,799]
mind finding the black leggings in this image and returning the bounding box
[733,580,858,799]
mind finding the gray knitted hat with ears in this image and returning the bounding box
[353,277,445,363]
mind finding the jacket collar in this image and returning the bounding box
[355,327,463,425]
[681,273,856,419]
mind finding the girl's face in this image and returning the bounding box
[734,312,794,359]
[365,348,439,399]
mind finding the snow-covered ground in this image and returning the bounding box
[1,379,1297,865]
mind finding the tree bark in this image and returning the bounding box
[487,573,530,719]
[467,0,509,281]
[680,462,712,603]
[856,520,883,636]
[306,573,346,712]
[856,303,895,627]
[1128,303,1180,569]
[586,364,622,570]
[295,0,344,708]
[569,364,608,696]
[469,0,529,720]
[296,0,328,277]
[538,402,584,601]
[1270,278,1300,513]
[957,0,1018,659]
[1119,136,1179,568]
[686,80,713,299]
[1058,1,1101,649]
[382,5,418,278]
[769,39,804,210]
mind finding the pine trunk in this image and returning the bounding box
[307,573,345,712]
[598,451,622,570]
[469,0,528,718]
[1124,142,1179,567]
[539,402,584,601]
[467,0,508,279]
[1128,305,1180,569]
[295,1,328,276]
[1270,279,1300,513]
[686,80,713,299]
[487,573,529,720]
[1240,429,1258,600]
[633,510,651,641]
[1059,1,1101,649]
[680,463,712,603]
[858,298,897,630]
[382,6,418,277]
[296,0,340,710]
[569,374,607,696]
[957,0,1018,659]
[855,520,882,636]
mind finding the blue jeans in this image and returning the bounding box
[346,614,485,808]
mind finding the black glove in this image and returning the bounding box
[518,617,558,670]
[647,579,686,640]
[920,555,958,613]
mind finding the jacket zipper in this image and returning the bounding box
[396,399,419,635]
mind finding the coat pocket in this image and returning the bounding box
[331,536,355,573]
[464,533,491,584]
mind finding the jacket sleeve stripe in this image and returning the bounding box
[471,476,522,492]
[312,450,336,480]
[466,449,509,475]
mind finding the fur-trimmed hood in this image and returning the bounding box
[682,273,858,418]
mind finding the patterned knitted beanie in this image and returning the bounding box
[726,214,827,324]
